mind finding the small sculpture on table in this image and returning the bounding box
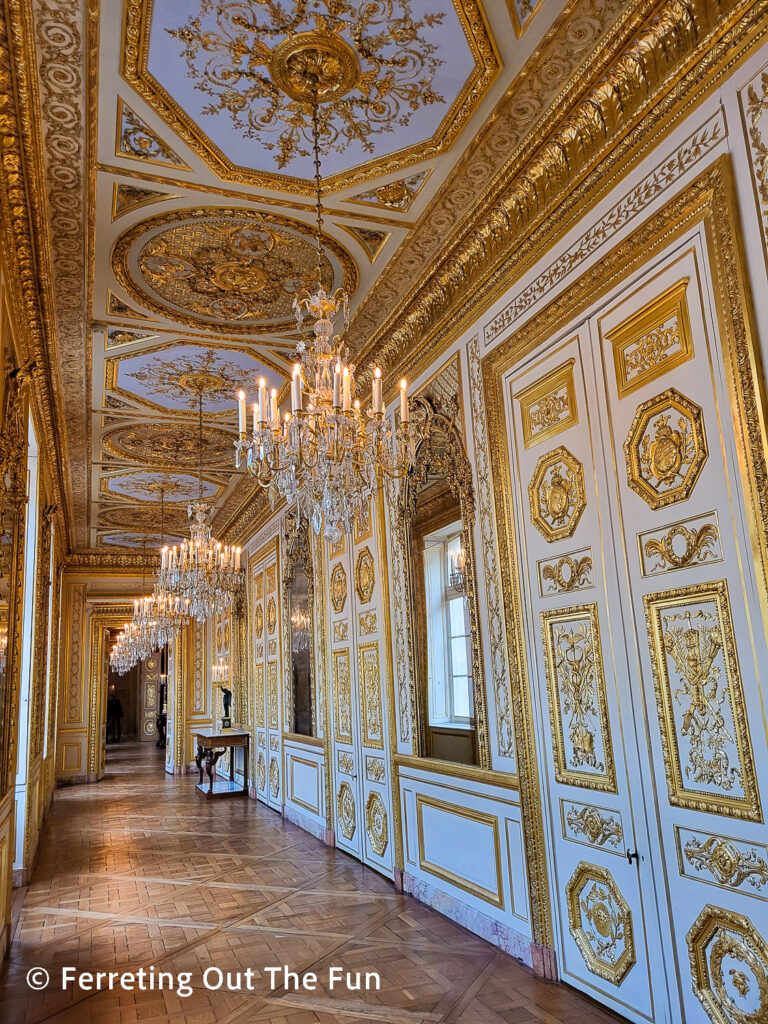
[213,657,232,729]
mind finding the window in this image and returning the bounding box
[422,521,474,727]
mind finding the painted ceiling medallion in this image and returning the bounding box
[112,208,357,331]
[102,470,218,504]
[101,422,234,468]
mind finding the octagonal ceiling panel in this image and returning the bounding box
[102,421,234,468]
[105,342,282,416]
[123,0,498,192]
[101,470,219,504]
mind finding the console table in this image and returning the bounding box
[194,728,250,798]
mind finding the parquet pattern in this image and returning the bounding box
[0,744,623,1023]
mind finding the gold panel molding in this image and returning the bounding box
[355,546,375,604]
[267,596,277,635]
[516,358,578,448]
[538,549,594,597]
[333,648,352,744]
[529,446,586,542]
[337,781,356,840]
[366,791,388,857]
[330,562,347,614]
[643,580,760,821]
[624,387,708,508]
[541,603,616,793]
[358,642,384,751]
[562,801,624,853]
[267,661,279,729]
[679,828,768,896]
[565,862,636,985]
[254,604,263,639]
[687,905,768,1024]
[605,278,694,396]
[269,756,279,798]
[639,511,722,577]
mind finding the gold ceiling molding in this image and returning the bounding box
[111,206,359,333]
[121,0,499,195]
[483,156,768,949]
[111,181,178,220]
[101,421,234,467]
[64,550,160,570]
[346,0,754,391]
[0,0,75,547]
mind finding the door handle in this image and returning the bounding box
[626,848,640,865]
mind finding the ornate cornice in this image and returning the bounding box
[345,0,754,390]
[0,0,80,549]
[64,550,160,571]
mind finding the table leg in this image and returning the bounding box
[195,743,204,784]
[204,746,216,796]
[243,737,249,794]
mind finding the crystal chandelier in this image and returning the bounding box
[158,393,244,620]
[109,621,139,675]
[290,608,311,653]
[235,85,419,542]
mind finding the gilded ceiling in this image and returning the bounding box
[20,0,626,551]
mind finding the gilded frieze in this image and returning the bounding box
[605,279,694,397]
[358,642,384,751]
[116,98,188,167]
[562,801,624,853]
[355,547,375,604]
[639,512,722,577]
[267,661,279,729]
[330,563,347,614]
[337,781,356,840]
[643,581,760,820]
[529,446,586,542]
[740,61,768,277]
[565,862,636,985]
[516,358,577,449]
[624,388,708,509]
[366,792,388,857]
[679,828,768,895]
[333,648,352,744]
[687,906,768,1024]
[538,549,594,597]
[541,604,616,793]
[112,207,357,332]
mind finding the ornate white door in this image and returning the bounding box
[251,539,282,811]
[508,333,669,1023]
[593,243,768,1024]
[328,494,395,876]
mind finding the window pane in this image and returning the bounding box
[451,635,468,676]
[452,676,471,718]
[448,597,466,637]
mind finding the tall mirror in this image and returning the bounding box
[401,395,484,767]
[284,514,315,737]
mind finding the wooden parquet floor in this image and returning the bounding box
[0,744,623,1023]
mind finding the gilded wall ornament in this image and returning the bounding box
[566,863,636,985]
[624,388,708,509]
[687,905,768,1024]
[358,611,377,636]
[644,581,760,820]
[564,803,623,850]
[605,279,694,397]
[266,565,277,593]
[366,756,386,784]
[539,551,594,595]
[101,422,234,468]
[333,648,352,743]
[642,519,720,574]
[330,563,347,614]
[337,781,356,840]
[257,751,266,790]
[117,99,188,168]
[353,496,373,544]
[333,620,348,643]
[267,597,277,635]
[269,756,279,798]
[366,791,389,857]
[684,835,768,892]
[358,642,384,750]
[342,226,390,263]
[254,664,265,728]
[338,751,354,776]
[529,446,586,542]
[740,64,768,278]
[254,605,264,639]
[269,734,279,752]
[541,604,616,792]
[267,661,279,729]
[516,358,578,448]
[349,171,430,212]
[112,208,357,332]
[355,547,375,604]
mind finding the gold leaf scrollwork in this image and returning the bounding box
[366,791,388,857]
[269,756,279,797]
[266,597,277,635]
[643,522,719,572]
[255,604,264,638]
[687,905,768,1024]
[541,554,593,594]
[257,751,266,790]
[685,836,768,891]
[566,863,636,985]
[338,751,354,775]
[566,805,623,849]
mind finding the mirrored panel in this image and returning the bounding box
[289,563,313,735]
